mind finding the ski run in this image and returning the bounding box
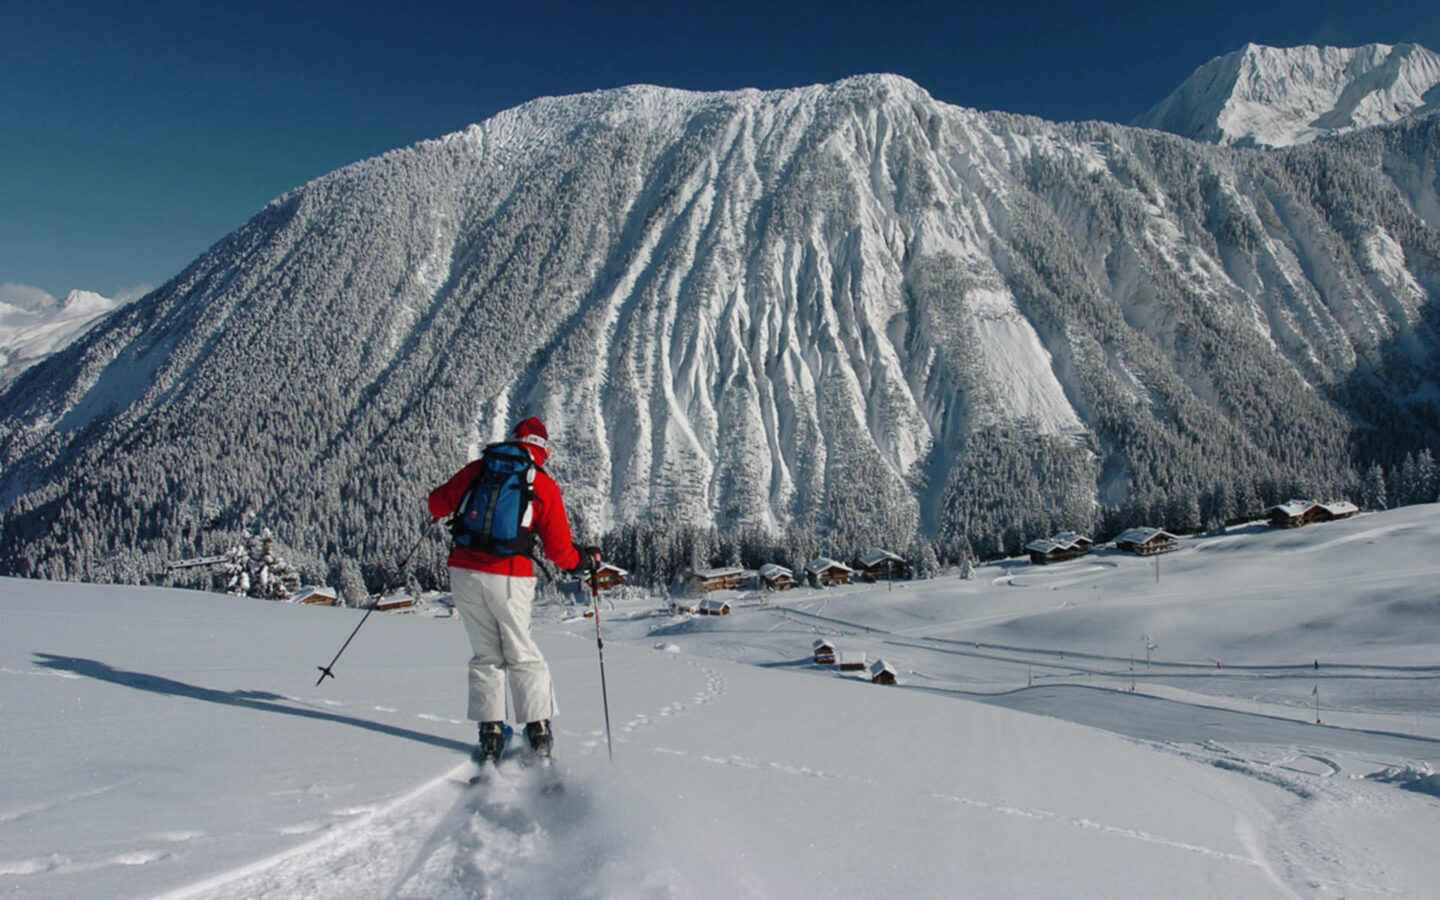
[5,504,1440,898]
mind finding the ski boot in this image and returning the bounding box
[523,719,564,794]
[471,720,508,766]
[525,719,553,759]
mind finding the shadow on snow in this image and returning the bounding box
[32,652,472,754]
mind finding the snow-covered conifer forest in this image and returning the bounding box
[2,53,1440,592]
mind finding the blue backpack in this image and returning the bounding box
[448,443,539,557]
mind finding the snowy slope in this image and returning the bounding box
[1137,43,1440,147]
[0,288,132,386]
[4,504,1440,898]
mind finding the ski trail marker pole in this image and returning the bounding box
[316,520,437,686]
[588,556,615,761]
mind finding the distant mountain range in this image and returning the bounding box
[0,288,133,387]
[1137,42,1440,147]
[3,50,1438,588]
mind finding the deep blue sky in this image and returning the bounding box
[4,0,1438,299]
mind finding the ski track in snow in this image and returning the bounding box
[616,655,1289,888]
[0,849,172,878]
[932,791,1264,868]
[0,780,135,825]
[625,653,1286,886]
[156,762,600,900]
[648,735,1279,881]
[1076,732,1438,897]
[572,656,725,753]
[155,656,733,900]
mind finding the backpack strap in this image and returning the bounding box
[446,443,503,537]
[496,462,538,556]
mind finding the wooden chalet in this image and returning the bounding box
[837,651,868,672]
[1267,500,1317,528]
[584,563,629,592]
[805,558,854,587]
[869,659,899,685]
[1266,500,1360,528]
[759,563,796,591]
[854,549,911,582]
[289,585,339,606]
[1320,500,1360,521]
[697,597,732,616]
[812,639,836,665]
[1112,527,1178,556]
[373,595,415,613]
[688,567,746,595]
[1024,532,1094,565]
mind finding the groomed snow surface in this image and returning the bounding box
[5,506,1440,898]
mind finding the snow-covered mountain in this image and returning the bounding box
[1,75,1438,587]
[0,287,133,387]
[1137,42,1440,147]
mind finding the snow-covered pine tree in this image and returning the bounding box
[223,526,302,600]
[1361,463,1388,511]
[335,558,369,607]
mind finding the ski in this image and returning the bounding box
[528,755,565,796]
[465,750,563,792]
[468,758,502,786]
[468,754,564,794]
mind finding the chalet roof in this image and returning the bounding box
[1267,499,1314,517]
[856,549,907,568]
[812,638,835,650]
[289,585,337,603]
[759,563,794,579]
[838,651,867,666]
[698,597,731,612]
[694,566,744,580]
[869,659,898,677]
[1266,499,1360,518]
[1113,527,1177,545]
[594,562,629,576]
[805,557,854,575]
[1025,533,1092,554]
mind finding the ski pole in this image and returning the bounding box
[588,554,615,761]
[315,519,438,686]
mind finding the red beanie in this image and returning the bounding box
[513,417,549,451]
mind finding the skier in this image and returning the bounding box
[428,416,600,767]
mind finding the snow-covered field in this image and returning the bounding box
[4,506,1440,898]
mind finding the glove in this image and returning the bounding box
[573,545,602,574]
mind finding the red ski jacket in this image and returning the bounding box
[427,446,581,577]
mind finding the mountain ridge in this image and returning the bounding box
[1137,42,1440,147]
[2,74,1438,588]
[0,288,135,388]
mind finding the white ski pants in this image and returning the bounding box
[449,567,557,724]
